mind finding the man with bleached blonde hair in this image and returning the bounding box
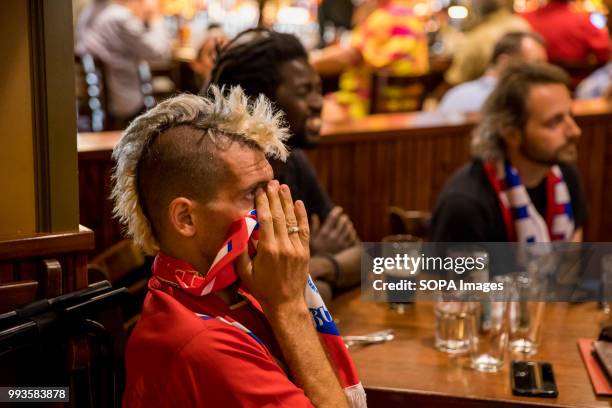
[115,87,364,407]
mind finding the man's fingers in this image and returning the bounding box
[279,184,302,249]
[255,187,275,245]
[310,214,321,235]
[335,214,353,243]
[320,206,343,235]
[347,224,358,244]
[266,180,289,242]
[295,200,310,252]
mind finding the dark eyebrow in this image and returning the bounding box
[543,112,565,124]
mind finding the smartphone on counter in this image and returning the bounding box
[511,361,558,398]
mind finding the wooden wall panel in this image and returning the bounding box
[307,126,473,240]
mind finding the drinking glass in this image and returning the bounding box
[469,276,512,372]
[382,235,421,313]
[602,254,612,314]
[508,273,546,355]
[434,292,478,354]
[469,301,510,372]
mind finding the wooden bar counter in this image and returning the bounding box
[78,98,612,253]
[331,290,611,407]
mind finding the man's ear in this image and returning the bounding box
[501,127,522,150]
[168,197,197,238]
[495,54,510,71]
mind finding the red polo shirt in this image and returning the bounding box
[122,276,314,407]
[522,2,610,64]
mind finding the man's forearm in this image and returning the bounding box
[334,244,361,289]
[265,302,349,408]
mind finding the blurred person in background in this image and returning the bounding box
[521,0,610,68]
[438,31,546,114]
[317,0,354,47]
[189,25,229,91]
[575,61,612,99]
[432,63,586,243]
[442,0,530,88]
[75,0,170,125]
[311,0,429,119]
[208,29,361,303]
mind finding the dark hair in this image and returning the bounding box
[207,29,308,101]
[472,63,570,160]
[490,31,545,65]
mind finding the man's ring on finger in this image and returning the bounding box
[287,226,300,234]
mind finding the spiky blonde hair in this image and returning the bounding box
[111,86,290,255]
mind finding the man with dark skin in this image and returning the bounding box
[208,29,361,302]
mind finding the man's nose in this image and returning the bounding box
[309,92,323,113]
[566,115,581,140]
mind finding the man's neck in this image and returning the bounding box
[160,246,243,305]
[505,150,551,188]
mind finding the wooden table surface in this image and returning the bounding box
[330,290,612,407]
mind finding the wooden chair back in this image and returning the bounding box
[387,206,432,241]
[0,280,38,314]
[89,240,148,333]
[90,240,145,285]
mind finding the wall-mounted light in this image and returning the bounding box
[448,5,468,19]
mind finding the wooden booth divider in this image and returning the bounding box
[0,226,94,312]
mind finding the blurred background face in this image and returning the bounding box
[496,37,547,72]
[518,37,547,64]
[275,58,323,149]
[520,84,581,165]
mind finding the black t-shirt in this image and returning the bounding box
[273,149,334,222]
[431,159,587,242]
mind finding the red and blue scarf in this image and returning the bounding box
[484,161,575,242]
[152,209,366,407]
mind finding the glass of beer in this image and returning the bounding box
[381,235,422,313]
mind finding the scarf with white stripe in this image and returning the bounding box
[484,160,574,242]
[153,209,366,407]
